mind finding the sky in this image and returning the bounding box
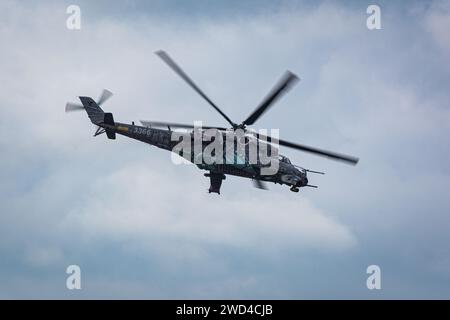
[1,0,450,299]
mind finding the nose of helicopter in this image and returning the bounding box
[295,174,308,187]
[303,176,308,186]
[294,169,308,187]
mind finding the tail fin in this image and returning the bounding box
[79,96,116,139]
[79,96,105,125]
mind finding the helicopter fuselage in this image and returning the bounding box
[101,121,308,193]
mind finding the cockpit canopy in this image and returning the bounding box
[278,155,291,164]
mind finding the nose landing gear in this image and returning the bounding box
[290,186,299,192]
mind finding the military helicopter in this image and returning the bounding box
[66,50,358,194]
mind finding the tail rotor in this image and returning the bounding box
[65,89,113,113]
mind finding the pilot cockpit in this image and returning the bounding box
[278,155,291,164]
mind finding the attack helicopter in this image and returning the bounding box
[66,50,358,194]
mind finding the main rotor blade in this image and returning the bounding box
[279,138,358,165]
[155,50,236,128]
[252,179,268,190]
[65,102,84,112]
[97,89,113,106]
[256,133,359,165]
[242,71,299,126]
[140,120,227,131]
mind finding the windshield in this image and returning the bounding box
[278,155,291,164]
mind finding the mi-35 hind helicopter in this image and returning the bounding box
[66,50,359,194]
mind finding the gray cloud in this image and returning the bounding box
[1,0,450,298]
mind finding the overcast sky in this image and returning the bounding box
[1,0,450,298]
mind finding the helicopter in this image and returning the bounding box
[66,50,359,194]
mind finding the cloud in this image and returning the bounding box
[1,0,450,298]
[426,0,450,56]
[24,246,64,268]
[61,162,356,252]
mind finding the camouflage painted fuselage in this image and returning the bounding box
[103,121,308,193]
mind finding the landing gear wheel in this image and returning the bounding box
[290,186,299,193]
